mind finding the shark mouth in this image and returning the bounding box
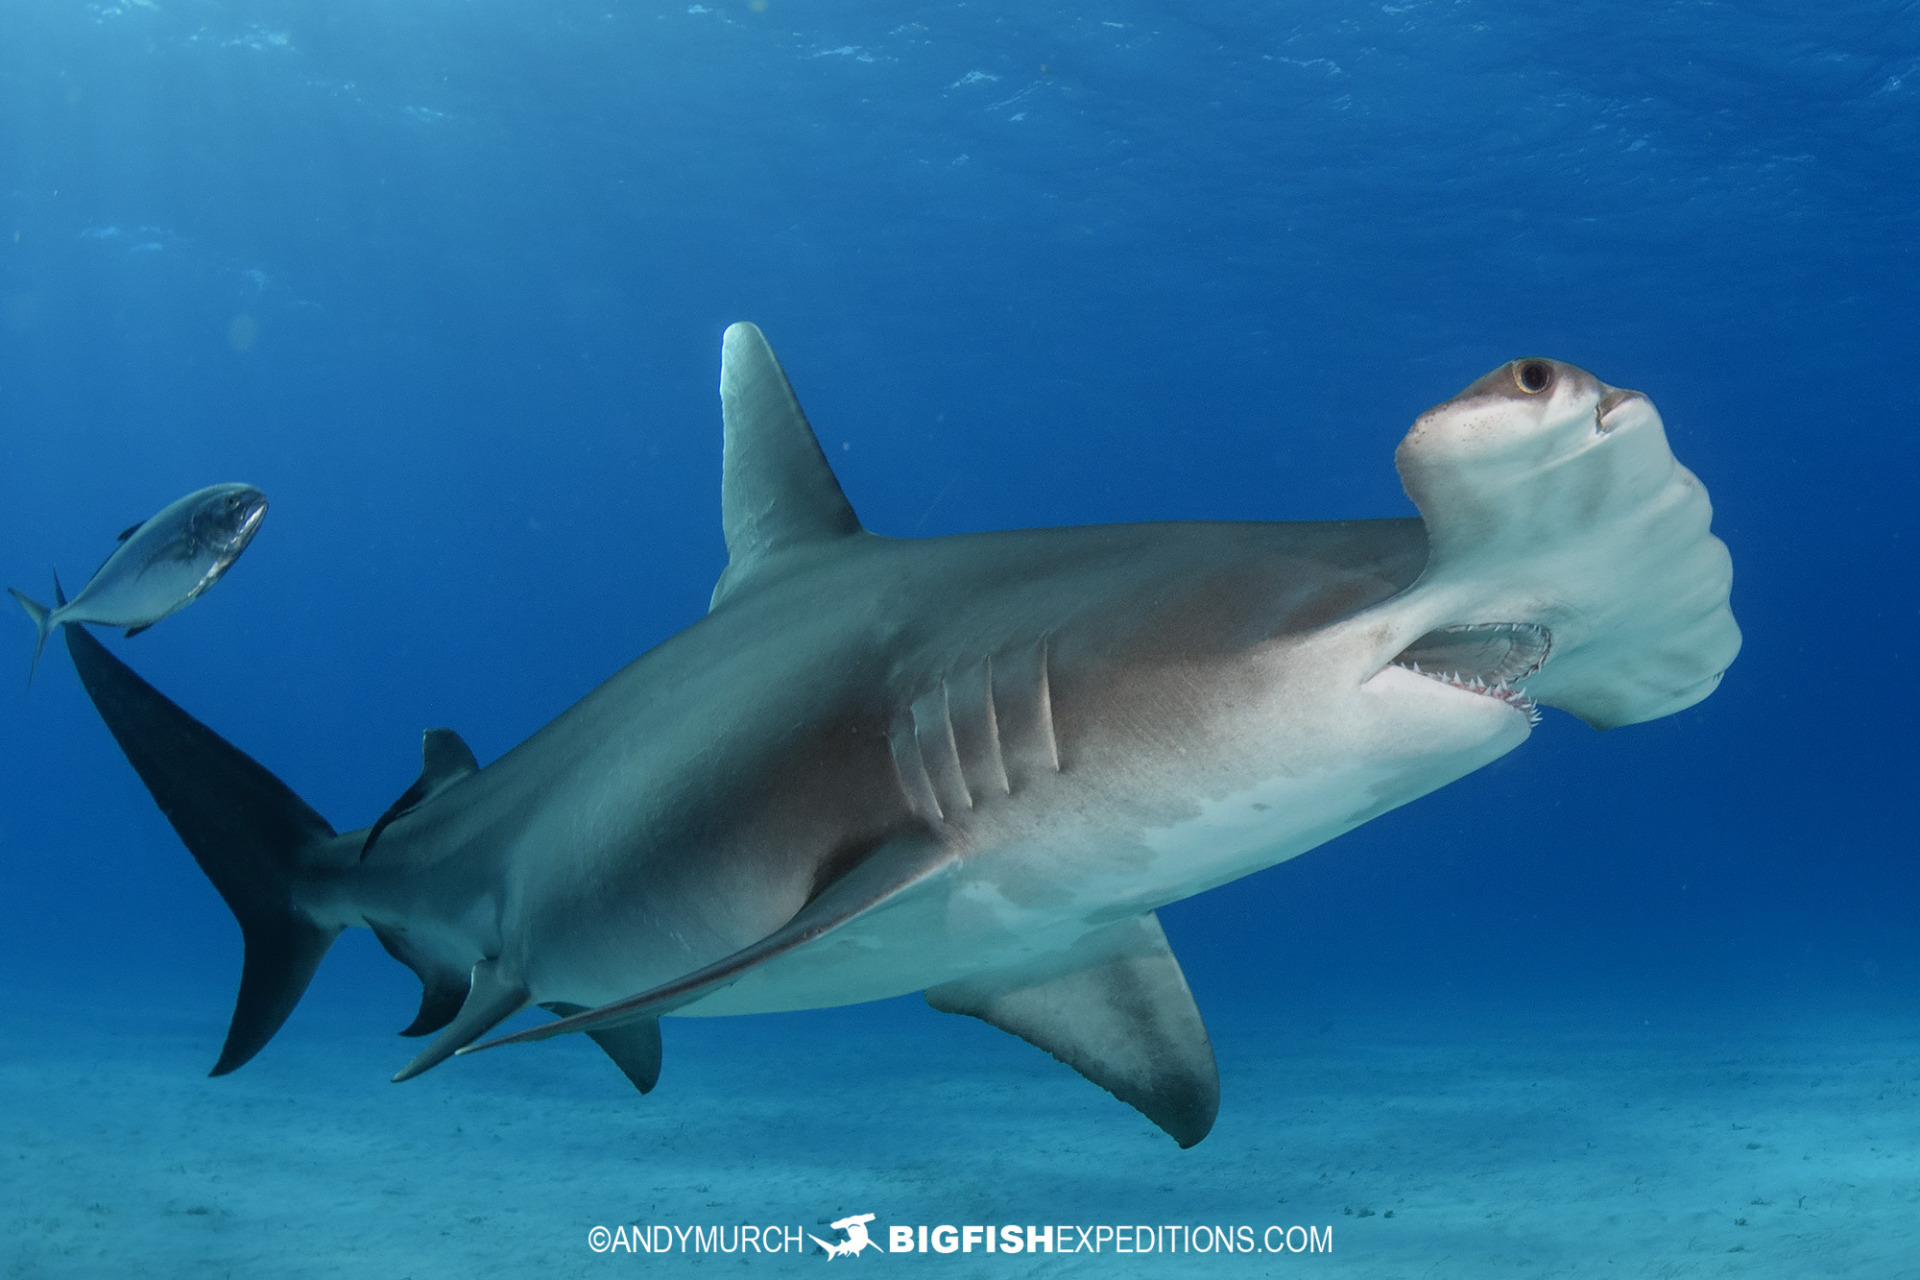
[1390,622,1550,724]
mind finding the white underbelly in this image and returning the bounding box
[674,749,1494,1017]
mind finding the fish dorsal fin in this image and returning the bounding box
[710,322,864,609]
[419,726,479,787]
[361,728,480,858]
[118,522,143,542]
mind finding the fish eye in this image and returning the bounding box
[1513,360,1553,395]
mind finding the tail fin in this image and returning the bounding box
[9,585,53,686]
[64,624,348,1074]
[10,572,68,686]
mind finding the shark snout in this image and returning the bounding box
[1594,386,1648,435]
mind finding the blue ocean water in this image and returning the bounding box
[1,1,1916,1274]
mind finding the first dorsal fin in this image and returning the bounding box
[361,728,479,858]
[709,322,864,609]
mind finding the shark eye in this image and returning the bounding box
[1513,360,1553,395]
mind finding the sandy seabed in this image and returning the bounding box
[3,992,1916,1278]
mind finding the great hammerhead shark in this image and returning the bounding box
[64,324,1739,1146]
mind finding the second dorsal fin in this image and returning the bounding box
[709,322,864,609]
[361,728,479,858]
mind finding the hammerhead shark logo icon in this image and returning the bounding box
[811,1213,878,1259]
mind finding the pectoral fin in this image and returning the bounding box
[462,835,954,1053]
[546,1003,664,1094]
[926,913,1219,1148]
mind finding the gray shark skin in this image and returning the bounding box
[63,331,1738,1148]
[11,482,267,680]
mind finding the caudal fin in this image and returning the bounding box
[64,624,350,1074]
[10,572,70,686]
[8,585,52,686]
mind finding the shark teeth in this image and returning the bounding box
[1401,661,1542,725]
[1389,622,1549,725]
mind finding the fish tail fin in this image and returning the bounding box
[8,585,53,686]
[63,623,353,1074]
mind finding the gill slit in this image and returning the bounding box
[1037,637,1061,773]
[980,653,1012,797]
[936,680,973,810]
[888,718,944,824]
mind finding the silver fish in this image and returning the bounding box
[10,482,267,679]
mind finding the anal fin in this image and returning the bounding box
[546,1003,663,1094]
[926,913,1219,1148]
[463,834,954,1053]
[371,922,473,1038]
